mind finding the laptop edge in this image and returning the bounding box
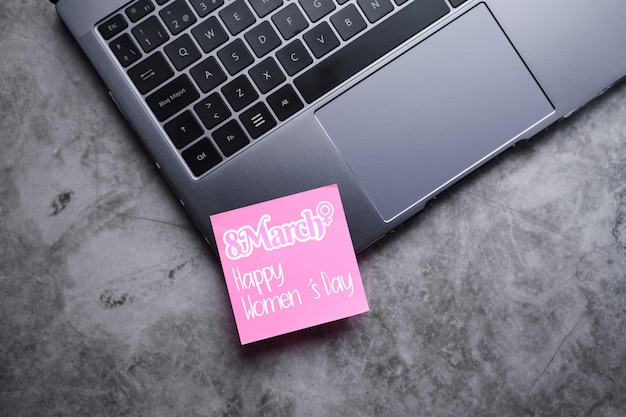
[54,0,626,252]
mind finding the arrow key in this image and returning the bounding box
[164,110,204,148]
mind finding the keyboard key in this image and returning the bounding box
[449,0,468,6]
[357,0,393,23]
[303,22,340,58]
[128,52,174,94]
[295,0,449,103]
[219,0,256,35]
[191,17,229,53]
[194,93,231,129]
[249,57,285,93]
[249,0,283,18]
[244,21,281,58]
[164,110,204,148]
[272,4,308,40]
[99,14,128,40]
[146,75,200,122]
[110,34,142,67]
[125,0,155,23]
[160,0,197,35]
[217,39,254,75]
[155,0,170,4]
[299,0,336,22]
[221,75,259,111]
[189,0,224,17]
[164,34,201,70]
[276,39,313,75]
[190,57,227,92]
[182,138,222,176]
[330,5,366,41]
[267,84,304,121]
[212,120,249,157]
[132,16,169,52]
[240,102,277,139]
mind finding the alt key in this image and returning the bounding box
[181,138,222,176]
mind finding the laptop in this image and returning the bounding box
[53,0,626,253]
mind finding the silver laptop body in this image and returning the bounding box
[55,0,626,252]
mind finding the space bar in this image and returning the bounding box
[294,0,450,103]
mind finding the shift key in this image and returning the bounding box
[146,75,200,122]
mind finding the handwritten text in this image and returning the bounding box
[222,201,335,260]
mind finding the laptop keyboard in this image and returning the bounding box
[99,0,463,177]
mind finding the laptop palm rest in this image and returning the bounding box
[316,4,554,221]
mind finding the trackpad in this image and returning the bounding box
[316,4,553,221]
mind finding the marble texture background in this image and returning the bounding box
[1,1,625,416]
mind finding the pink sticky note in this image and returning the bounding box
[210,184,369,344]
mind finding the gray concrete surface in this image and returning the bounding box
[1,1,625,416]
